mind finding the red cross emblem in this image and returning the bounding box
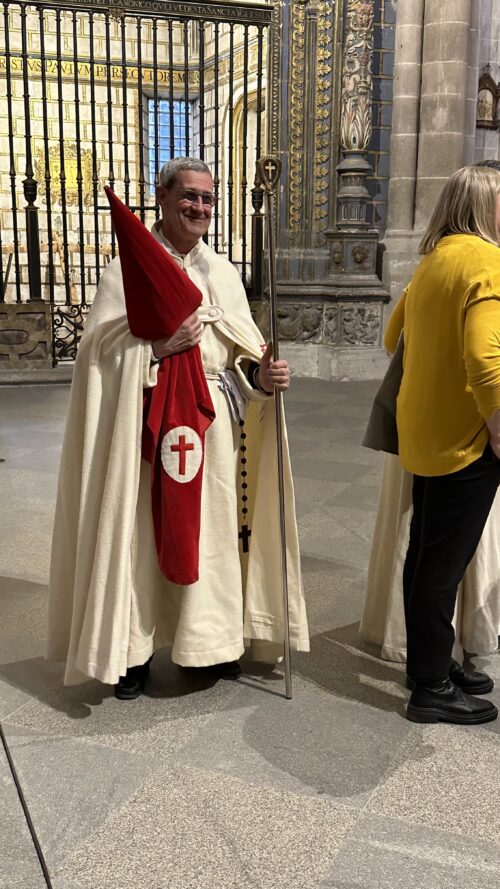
[170,434,195,475]
[161,425,203,484]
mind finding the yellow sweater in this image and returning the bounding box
[384,234,500,476]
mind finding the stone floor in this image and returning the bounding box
[1,378,500,889]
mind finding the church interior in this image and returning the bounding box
[2,1,500,887]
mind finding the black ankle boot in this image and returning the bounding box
[407,678,498,725]
[407,658,494,695]
[182,660,242,681]
[115,655,153,700]
[204,660,242,680]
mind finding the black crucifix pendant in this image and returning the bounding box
[239,524,252,553]
[238,419,252,553]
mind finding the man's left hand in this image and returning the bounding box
[258,342,291,392]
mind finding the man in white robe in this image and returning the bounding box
[47,157,309,698]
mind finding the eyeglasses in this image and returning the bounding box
[178,189,217,207]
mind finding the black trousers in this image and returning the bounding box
[403,445,500,684]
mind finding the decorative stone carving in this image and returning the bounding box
[277,303,323,343]
[323,306,339,344]
[313,1,334,241]
[0,303,52,368]
[331,244,343,270]
[477,65,499,130]
[337,0,375,229]
[341,303,380,346]
[346,239,376,272]
[340,0,374,152]
[288,1,307,236]
[287,0,335,242]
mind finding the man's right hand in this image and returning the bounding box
[152,310,202,359]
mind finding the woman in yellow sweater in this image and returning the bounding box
[387,165,500,725]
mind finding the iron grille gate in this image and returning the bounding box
[0,0,272,363]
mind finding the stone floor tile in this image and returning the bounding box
[175,672,410,809]
[0,656,63,719]
[0,577,50,639]
[0,743,46,889]
[328,482,380,511]
[1,723,161,872]
[6,651,243,759]
[293,478,351,519]
[322,812,500,889]
[366,723,500,844]
[300,555,367,634]
[291,456,376,483]
[55,764,360,889]
[293,625,409,714]
[298,507,372,570]
[0,636,47,667]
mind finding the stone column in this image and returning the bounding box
[383,0,477,302]
[385,0,424,234]
[414,0,472,229]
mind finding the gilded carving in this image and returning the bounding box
[0,55,201,88]
[269,1,281,159]
[313,1,334,240]
[287,1,335,240]
[340,0,374,151]
[288,0,307,235]
[34,144,96,207]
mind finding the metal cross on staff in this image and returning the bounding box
[255,154,292,700]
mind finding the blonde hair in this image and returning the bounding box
[418,165,500,255]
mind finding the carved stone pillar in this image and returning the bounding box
[336,0,374,228]
[261,0,389,381]
[383,0,478,303]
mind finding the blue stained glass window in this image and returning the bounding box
[148,98,191,192]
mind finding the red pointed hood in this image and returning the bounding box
[104,186,203,341]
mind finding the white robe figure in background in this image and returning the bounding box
[360,454,500,662]
[47,157,309,698]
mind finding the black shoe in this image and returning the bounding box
[204,660,242,680]
[114,656,153,700]
[406,678,498,725]
[407,658,494,695]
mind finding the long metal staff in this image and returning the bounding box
[256,156,292,700]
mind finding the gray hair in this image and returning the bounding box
[158,157,212,189]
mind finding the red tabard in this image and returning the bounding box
[142,349,215,585]
[104,186,215,585]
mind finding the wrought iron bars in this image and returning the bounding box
[0,3,271,330]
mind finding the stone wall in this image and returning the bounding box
[365,0,396,233]
[382,0,500,313]
[382,0,484,307]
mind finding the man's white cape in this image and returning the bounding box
[47,239,309,685]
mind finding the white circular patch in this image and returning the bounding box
[161,426,203,484]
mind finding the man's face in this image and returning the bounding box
[157,170,214,246]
